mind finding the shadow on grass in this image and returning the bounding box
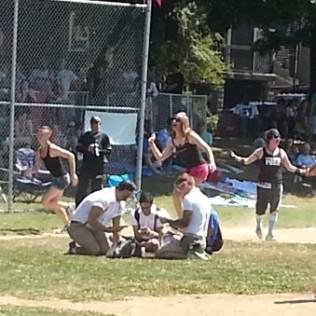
[0,228,41,235]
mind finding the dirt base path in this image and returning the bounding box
[223,227,316,244]
[0,294,315,316]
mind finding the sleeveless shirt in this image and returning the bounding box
[41,145,66,177]
[258,147,283,184]
[174,141,206,168]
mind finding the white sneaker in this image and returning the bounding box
[188,250,209,260]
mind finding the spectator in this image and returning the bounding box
[67,180,136,256]
[14,112,33,148]
[87,46,114,104]
[130,192,166,253]
[195,119,213,146]
[295,143,316,168]
[56,58,78,101]
[284,138,299,164]
[164,61,184,94]
[286,100,297,138]
[155,173,211,260]
[75,116,112,206]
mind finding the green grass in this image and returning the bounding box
[0,306,110,316]
[0,237,315,301]
[0,191,314,236]
[0,212,59,235]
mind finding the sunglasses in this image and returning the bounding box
[171,117,181,123]
[268,135,280,139]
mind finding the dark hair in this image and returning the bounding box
[139,192,154,204]
[116,180,137,192]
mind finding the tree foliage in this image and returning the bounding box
[150,1,228,84]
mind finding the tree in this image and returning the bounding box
[150,1,228,85]
[199,0,316,92]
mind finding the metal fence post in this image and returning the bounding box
[135,0,152,190]
[8,0,20,212]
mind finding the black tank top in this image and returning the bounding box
[174,141,206,168]
[258,147,283,184]
[41,145,66,177]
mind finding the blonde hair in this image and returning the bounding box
[171,112,191,140]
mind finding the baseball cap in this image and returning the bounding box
[90,116,101,124]
[265,128,281,140]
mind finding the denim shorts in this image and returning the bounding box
[51,174,70,190]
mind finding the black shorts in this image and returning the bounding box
[51,174,70,190]
[256,183,283,215]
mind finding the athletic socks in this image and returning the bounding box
[256,215,263,230]
[268,212,278,236]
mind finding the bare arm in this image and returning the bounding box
[87,207,125,234]
[112,216,122,242]
[148,134,174,162]
[188,130,215,166]
[160,210,192,230]
[280,149,307,174]
[231,147,263,165]
[50,143,78,185]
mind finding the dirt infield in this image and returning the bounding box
[0,294,315,316]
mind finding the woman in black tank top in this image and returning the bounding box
[148,112,216,216]
[231,128,308,241]
[30,126,78,228]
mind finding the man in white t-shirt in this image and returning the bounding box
[155,173,211,260]
[130,192,166,253]
[67,180,136,256]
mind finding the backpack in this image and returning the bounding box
[134,207,160,231]
[106,238,141,258]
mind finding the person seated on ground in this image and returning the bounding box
[130,192,166,253]
[295,143,316,194]
[205,207,223,255]
[284,138,299,164]
[67,180,136,256]
[295,143,316,168]
[155,173,211,260]
[195,119,213,146]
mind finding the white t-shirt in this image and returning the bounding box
[71,187,125,225]
[182,187,211,238]
[129,204,164,231]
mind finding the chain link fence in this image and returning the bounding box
[0,0,150,212]
[150,93,208,132]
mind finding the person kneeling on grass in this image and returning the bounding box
[155,173,211,260]
[130,192,167,254]
[67,180,136,256]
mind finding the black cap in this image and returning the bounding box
[265,128,281,140]
[90,116,101,124]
